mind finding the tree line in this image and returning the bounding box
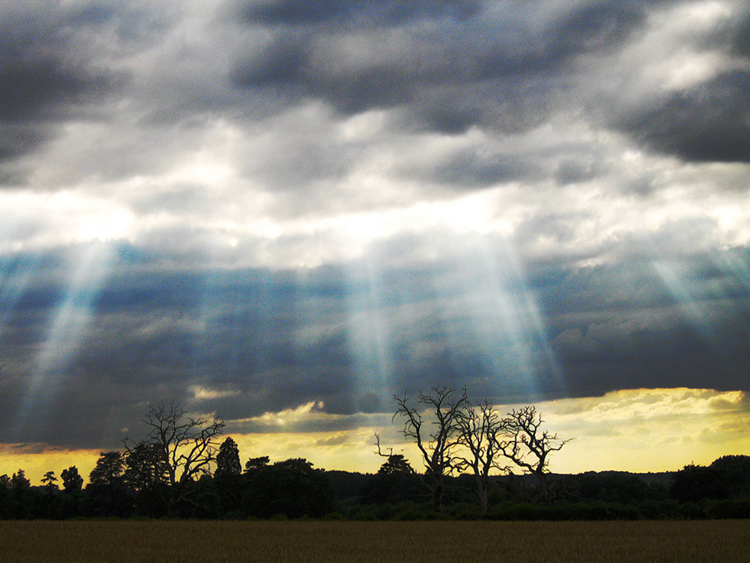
[1,389,749,520]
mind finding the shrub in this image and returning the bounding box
[705,498,750,519]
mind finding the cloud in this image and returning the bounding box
[596,1,750,163]
[189,384,241,402]
[619,72,750,163]
[0,1,129,167]
[236,0,482,28]
[232,0,649,132]
[0,0,749,467]
[543,388,750,472]
[1,231,748,451]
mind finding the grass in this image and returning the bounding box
[0,520,748,562]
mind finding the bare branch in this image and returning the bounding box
[455,398,510,512]
[374,433,393,458]
[498,405,572,504]
[392,386,469,512]
[125,401,224,515]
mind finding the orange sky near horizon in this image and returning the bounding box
[2,387,748,487]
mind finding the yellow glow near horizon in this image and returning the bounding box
[540,388,750,473]
[0,445,100,488]
[2,388,748,486]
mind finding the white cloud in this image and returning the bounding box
[189,385,240,402]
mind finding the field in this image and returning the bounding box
[0,520,748,562]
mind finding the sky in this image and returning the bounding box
[1,0,750,484]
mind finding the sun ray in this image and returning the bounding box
[425,233,565,401]
[344,253,396,402]
[0,252,43,329]
[11,242,115,441]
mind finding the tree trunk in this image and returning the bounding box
[433,479,443,513]
[475,475,488,513]
[536,471,551,505]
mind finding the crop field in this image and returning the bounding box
[0,520,748,563]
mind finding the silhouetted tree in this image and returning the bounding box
[244,458,334,519]
[9,470,32,519]
[710,455,750,498]
[214,437,243,515]
[378,453,416,476]
[498,406,570,505]
[244,456,270,473]
[124,441,170,517]
[562,471,666,504]
[669,456,750,505]
[61,466,83,493]
[59,466,84,519]
[124,442,169,490]
[11,469,30,491]
[360,450,423,506]
[0,474,12,519]
[670,463,728,503]
[89,452,125,486]
[215,437,242,478]
[42,471,58,492]
[38,471,59,519]
[394,386,469,512]
[455,399,508,513]
[87,452,131,517]
[125,402,224,515]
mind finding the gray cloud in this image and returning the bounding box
[1,0,750,456]
[428,148,537,187]
[2,231,749,449]
[618,72,750,163]
[0,3,127,161]
[236,0,482,28]
[230,0,655,133]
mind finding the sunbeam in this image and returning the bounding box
[11,243,115,441]
[424,232,565,402]
[344,253,397,405]
[0,253,43,329]
[474,234,565,399]
[652,259,717,341]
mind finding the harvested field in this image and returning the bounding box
[0,520,747,563]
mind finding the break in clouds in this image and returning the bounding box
[1,0,749,450]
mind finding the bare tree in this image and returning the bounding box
[125,402,224,514]
[373,432,393,458]
[455,399,508,513]
[393,386,468,512]
[498,405,571,505]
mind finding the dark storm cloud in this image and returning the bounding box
[0,60,110,124]
[554,157,604,186]
[0,126,46,164]
[730,10,750,56]
[230,0,656,134]
[2,0,750,458]
[603,3,750,164]
[0,253,358,447]
[5,223,750,450]
[231,33,416,115]
[475,1,651,79]
[0,2,126,163]
[237,0,481,28]
[617,71,750,163]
